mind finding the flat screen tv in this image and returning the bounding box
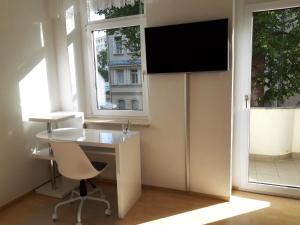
[145,19,228,74]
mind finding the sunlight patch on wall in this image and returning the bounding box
[139,196,270,225]
[40,22,44,47]
[19,59,51,121]
[66,5,75,35]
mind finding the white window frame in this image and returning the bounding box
[85,14,148,118]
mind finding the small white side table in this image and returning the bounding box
[29,112,77,133]
[29,112,81,198]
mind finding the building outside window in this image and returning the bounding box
[86,0,147,116]
[132,99,139,110]
[116,69,125,84]
[130,69,138,84]
[118,99,126,109]
[96,37,106,52]
[114,36,123,54]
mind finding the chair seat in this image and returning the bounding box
[49,141,111,224]
[91,161,107,171]
[68,162,107,180]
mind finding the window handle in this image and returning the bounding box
[245,95,250,109]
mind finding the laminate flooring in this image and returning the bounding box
[0,181,300,225]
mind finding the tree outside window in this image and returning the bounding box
[252,7,300,107]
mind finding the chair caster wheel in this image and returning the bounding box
[105,208,111,216]
[52,213,58,221]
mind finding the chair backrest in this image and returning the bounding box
[49,141,98,180]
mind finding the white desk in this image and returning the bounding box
[34,128,141,219]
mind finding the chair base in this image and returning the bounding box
[35,177,78,198]
[52,188,111,225]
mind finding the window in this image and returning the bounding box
[132,99,139,110]
[113,36,123,54]
[88,0,144,22]
[116,69,125,84]
[251,7,300,108]
[86,0,148,117]
[118,99,126,110]
[96,37,106,52]
[130,69,138,84]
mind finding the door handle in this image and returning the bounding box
[245,95,250,109]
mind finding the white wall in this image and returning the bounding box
[250,109,294,155]
[250,108,300,155]
[77,0,233,198]
[292,110,300,153]
[0,0,60,207]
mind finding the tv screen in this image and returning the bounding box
[145,19,228,74]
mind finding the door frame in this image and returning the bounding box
[233,0,300,198]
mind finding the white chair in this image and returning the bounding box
[49,141,111,225]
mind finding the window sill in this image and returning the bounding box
[84,116,150,127]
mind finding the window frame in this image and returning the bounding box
[85,14,148,118]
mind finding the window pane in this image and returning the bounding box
[116,69,124,84]
[251,7,300,108]
[114,36,123,54]
[88,0,144,22]
[118,99,126,109]
[93,26,143,111]
[130,69,138,84]
[132,99,139,110]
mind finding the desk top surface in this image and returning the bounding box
[36,128,138,146]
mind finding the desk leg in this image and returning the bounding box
[50,160,57,189]
[116,134,141,218]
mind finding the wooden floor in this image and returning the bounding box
[0,182,300,225]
